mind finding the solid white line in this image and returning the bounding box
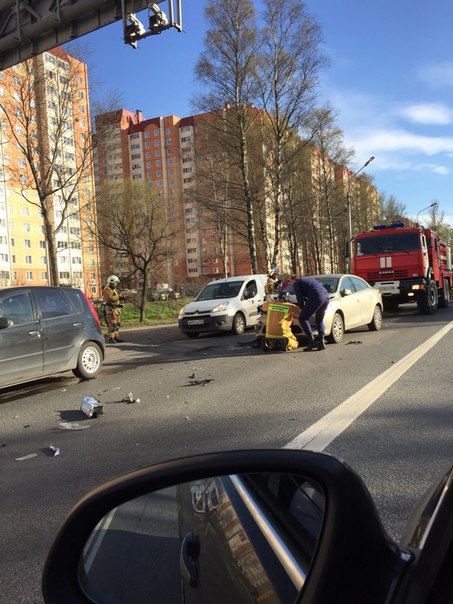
[284,321,453,452]
[83,507,117,573]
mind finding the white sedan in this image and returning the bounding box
[284,274,383,343]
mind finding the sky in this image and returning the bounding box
[73,0,453,224]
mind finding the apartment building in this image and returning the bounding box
[0,48,100,297]
[94,109,254,288]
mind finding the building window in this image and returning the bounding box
[154,129,159,136]
[155,150,160,156]
[26,271,33,280]
[130,143,140,150]
[25,255,32,264]
[130,133,140,139]
[24,239,31,248]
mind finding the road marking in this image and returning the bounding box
[83,507,117,573]
[284,321,453,452]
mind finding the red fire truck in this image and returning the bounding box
[352,221,452,313]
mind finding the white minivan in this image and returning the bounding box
[178,274,268,338]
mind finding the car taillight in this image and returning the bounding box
[82,292,101,326]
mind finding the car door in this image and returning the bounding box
[338,276,361,328]
[0,290,43,387]
[32,288,84,372]
[350,276,376,325]
[241,279,261,326]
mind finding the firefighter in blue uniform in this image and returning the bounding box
[293,277,330,351]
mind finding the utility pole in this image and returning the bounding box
[346,156,375,272]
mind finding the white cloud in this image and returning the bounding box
[399,103,453,125]
[347,129,453,157]
[417,62,453,88]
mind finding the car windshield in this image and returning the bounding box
[196,281,243,301]
[314,277,339,294]
[356,233,421,255]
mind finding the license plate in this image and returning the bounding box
[378,282,399,294]
[188,319,204,325]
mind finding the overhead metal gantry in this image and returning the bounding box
[0,0,182,69]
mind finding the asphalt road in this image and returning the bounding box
[2,305,453,603]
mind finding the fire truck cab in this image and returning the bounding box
[352,222,452,314]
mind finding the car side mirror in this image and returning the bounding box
[341,288,353,297]
[0,317,9,329]
[42,449,402,604]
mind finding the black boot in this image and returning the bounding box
[304,336,317,351]
[317,337,326,350]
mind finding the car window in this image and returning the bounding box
[64,288,84,313]
[240,472,325,568]
[0,292,35,326]
[33,289,75,319]
[244,280,257,298]
[350,277,369,291]
[341,277,356,292]
[196,280,243,300]
[315,277,339,293]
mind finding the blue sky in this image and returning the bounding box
[79,0,453,223]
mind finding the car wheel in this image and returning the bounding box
[368,305,383,331]
[72,342,103,380]
[327,312,344,343]
[186,332,199,339]
[232,312,246,335]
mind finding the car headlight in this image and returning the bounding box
[178,308,185,319]
[212,302,229,313]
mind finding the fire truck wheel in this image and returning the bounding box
[327,312,344,343]
[438,280,450,308]
[368,305,383,331]
[417,280,438,314]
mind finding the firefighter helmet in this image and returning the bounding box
[107,275,120,284]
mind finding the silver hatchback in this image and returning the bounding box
[0,286,105,389]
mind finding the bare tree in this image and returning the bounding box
[258,0,327,268]
[194,0,263,273]
[0,52,94,285]
[379,195,408,223]
[92,180,177,322]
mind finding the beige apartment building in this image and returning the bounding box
[0,48,100,298]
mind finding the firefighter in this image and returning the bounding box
[102,275,123,343]
[293,277,330,351]
[265,268,281,300]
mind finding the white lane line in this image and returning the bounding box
[83,507,117,573]
[284,321,453,452]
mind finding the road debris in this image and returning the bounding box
[346,340,363,345]
[186,378,214,387]
[81,396,104,418]
[15,453,38,461]
[58,422,90,430]
[23,424,30,429]
[121,392,140,404]
[49,445,61,456]
[185,416,191,421]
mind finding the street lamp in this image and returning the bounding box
[346,156,375,272]
[416,202,438,227]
